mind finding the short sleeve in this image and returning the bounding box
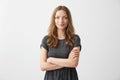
[40,35,49,51]
[73,34,82,50]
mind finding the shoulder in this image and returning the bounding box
[73,34,82,50]
[41,35,49,44]
[74,34,81,40]
[71,34,81,44]
[40,35,49,50]
[42,35,48,41]
[75,34,79,37]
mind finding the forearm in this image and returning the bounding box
[48,47,80,68]
[48,57,77,68]
[40,62,63,71]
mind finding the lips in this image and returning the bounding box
[59,24,65,26]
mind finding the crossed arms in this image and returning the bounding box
[40,46,81,71]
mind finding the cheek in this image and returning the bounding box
[55,19,57,24]
[64,20,68,24]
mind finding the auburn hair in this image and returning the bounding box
[47,5,76,48]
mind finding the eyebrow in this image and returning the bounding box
[55,15,67,17]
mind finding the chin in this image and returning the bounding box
[58,26,66,29]
[57,25,67,28]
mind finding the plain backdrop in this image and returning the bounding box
[0,0,120,80]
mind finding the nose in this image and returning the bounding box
[59,17,64,23]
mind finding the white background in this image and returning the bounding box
[0,0,120,80]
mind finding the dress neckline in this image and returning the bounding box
[58,39,65,41]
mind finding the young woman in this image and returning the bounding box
[40,5,82,80]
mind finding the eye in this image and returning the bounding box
[55,16,59,19]
[63,16,68,19]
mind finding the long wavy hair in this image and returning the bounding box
[47,5,76,48]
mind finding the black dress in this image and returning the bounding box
[40,34,82,80]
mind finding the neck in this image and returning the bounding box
[57,29,65,39]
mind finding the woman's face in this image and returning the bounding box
[55,10,68,30]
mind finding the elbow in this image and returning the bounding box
[40,65,46,71]
[40,68,45,71]
[40,61,48,71]
[70,62,78,68]
[68,59,78,68]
